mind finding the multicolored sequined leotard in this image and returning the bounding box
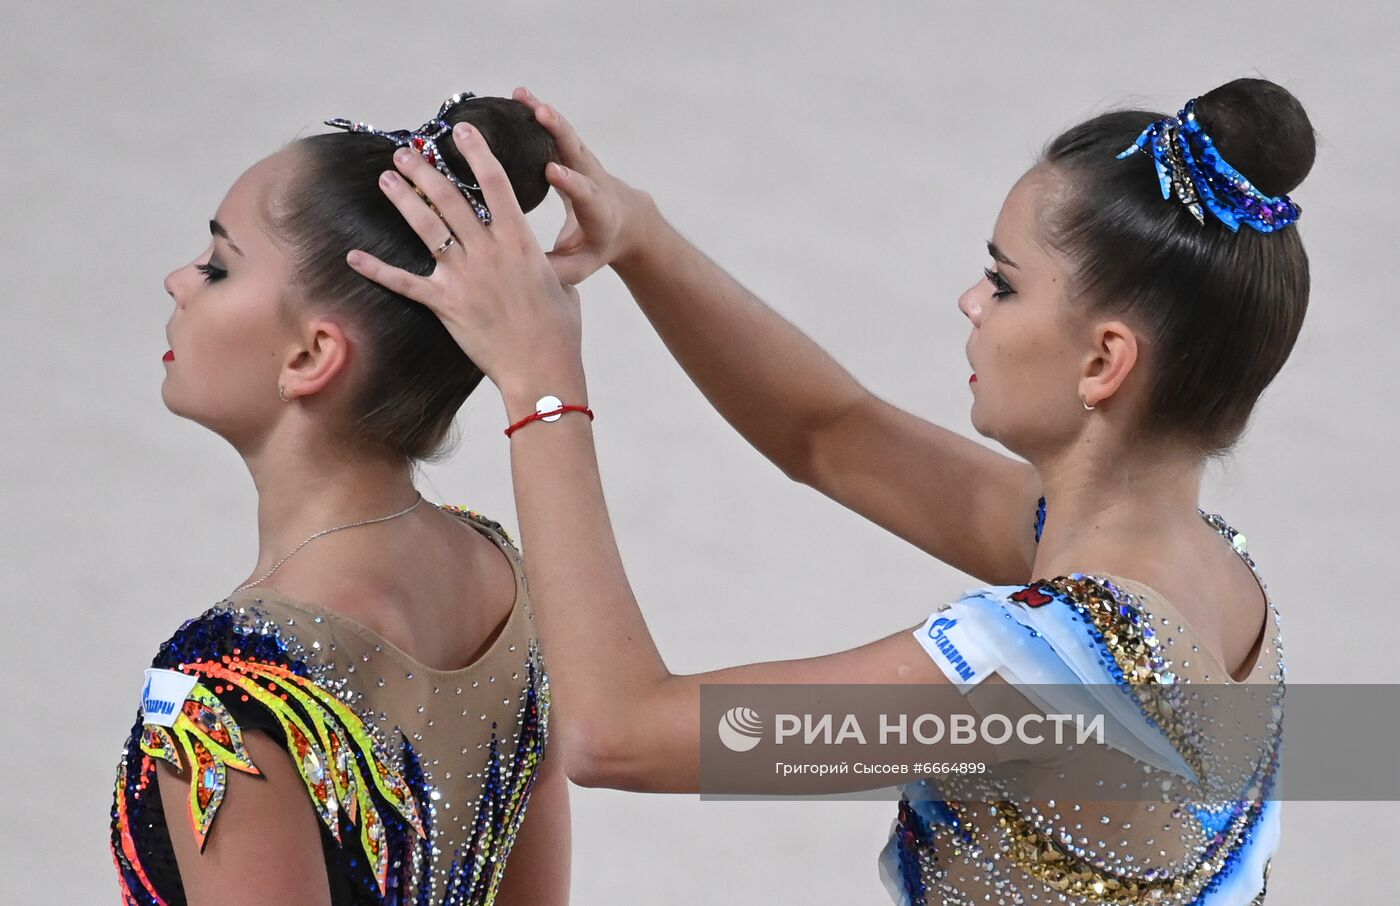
[110,505,549,905]
[881,499,1284,905]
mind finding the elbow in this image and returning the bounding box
[785,392,871,489]
[774,447,816,486]
[548,701,634,789]
[775,422,826,487]
[559,723,614,789]
[565,757,617,790]
[559,719,640,790]
[566,745,671,792]
[553,692,681,792]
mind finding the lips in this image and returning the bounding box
[163,349,175,363]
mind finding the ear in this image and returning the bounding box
[279,316,354,399]
[1080,318,1139,408]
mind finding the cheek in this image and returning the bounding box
[980,318,1040,377]
[185,285,288,377]
[980,317,1067,402]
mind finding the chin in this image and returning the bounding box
[158,383,203,426]
[968,403,993,440]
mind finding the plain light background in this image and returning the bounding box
[3,1,1396,902]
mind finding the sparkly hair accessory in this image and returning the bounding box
[1116,98,1301,233]
[325,91,492,225]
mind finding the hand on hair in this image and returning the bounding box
[512,87,658,286]
[345,121,584,402]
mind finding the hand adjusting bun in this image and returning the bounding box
[324,92,559,224]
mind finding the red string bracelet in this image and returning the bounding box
[505,395,595,438]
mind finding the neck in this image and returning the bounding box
[238,439,421,589]
[1029,431,1207,580]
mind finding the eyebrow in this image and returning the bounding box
[209,219,246,257]
[986,239,1019,270]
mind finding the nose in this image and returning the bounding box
[164,266,186,309]
[957,280,983,327]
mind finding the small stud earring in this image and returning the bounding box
[278,384,289,402]
[1081,395,1095,411]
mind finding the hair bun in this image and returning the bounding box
[1193,78,1315,197]
[434,95,558,213]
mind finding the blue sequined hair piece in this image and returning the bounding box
[1116,98,1301,234]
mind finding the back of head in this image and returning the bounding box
[269,95,558,464]
[1041,78,1316,457]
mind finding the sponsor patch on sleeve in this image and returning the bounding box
[913,607,1001,692]
[141,668,199,727]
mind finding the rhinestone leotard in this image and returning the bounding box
[110,505,549,905]
[881,498,1284,904]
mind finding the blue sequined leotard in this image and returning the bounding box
[880,497,1284,905]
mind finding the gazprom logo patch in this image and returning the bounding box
[141,676,174,716]
[913,608,997,690]
[141,668,199,727]
[927,617,975,681]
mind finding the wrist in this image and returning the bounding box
[613,188,663,274]
[504,397,594,438]
[500,367,589,425]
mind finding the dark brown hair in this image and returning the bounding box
[1040,77,1316,457]
[269,95,557,464]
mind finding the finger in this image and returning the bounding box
[542,163,607,284]
[375,168,465,258]
[546,160,594,198]
[546,163,610,239]
[346,249,437,308]
[545,196,590,284]
[545,249,594,287]
[544,228,599,286]
[551,195,583,253]
[531,102,601,175]
[512,85,543,112]
[388,145,488,243]
[451,122,531,236]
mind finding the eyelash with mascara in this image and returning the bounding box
[982,266,1015,299]
[196,262,227,283]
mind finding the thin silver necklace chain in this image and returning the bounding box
[233,491,426,594]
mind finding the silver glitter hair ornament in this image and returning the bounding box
[325,91,493,225]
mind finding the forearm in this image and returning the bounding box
[501,370,673,774]
[614,206,871,482]
[498,369,968,793]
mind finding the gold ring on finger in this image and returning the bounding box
[431,233,457,258]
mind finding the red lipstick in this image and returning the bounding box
[969,373,977,384]
[163,350,175,363]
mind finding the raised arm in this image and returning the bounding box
[345,127,1002,795]
[516,89,1041,585]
